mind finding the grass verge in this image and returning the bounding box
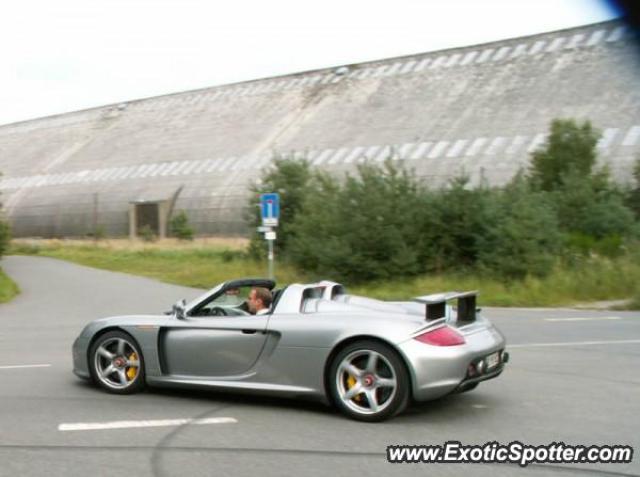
[9,239,300,290]
[351,260,640,307]
[9,239,640,308]
[0,267,19,303]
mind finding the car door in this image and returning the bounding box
[160,314,269,378]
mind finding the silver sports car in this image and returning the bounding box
[72,278,508,421]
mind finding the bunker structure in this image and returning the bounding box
[0,20,639,238]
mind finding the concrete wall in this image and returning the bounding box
[1,20,639,237]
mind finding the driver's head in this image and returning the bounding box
[248,287,272,314]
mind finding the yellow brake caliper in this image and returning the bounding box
[126,352,138,381]
[346,374,363,402]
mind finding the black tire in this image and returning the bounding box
[328,340,410,422]
[89,330,146,394]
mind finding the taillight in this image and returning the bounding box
[414,326,465,346]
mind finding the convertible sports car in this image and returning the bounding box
[72,278,508,421]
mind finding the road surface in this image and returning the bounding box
[0,255,638,477]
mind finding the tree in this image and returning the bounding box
[529,119,600,191]
[551,169,635,240]
[477,178,562,278]
[418,175,496,272]
[626,157,640,220]
[247,156,314,257]
[245,121,638,284]
[287,161,425,282]
[527,118,637,251]
[169,210,194,240]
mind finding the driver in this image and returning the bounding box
[247,287,272,315]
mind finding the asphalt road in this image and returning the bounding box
[0,255,638,477]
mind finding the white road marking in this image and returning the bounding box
[0,364,51,370]
[544,316,621,322]
[471,404,488,409]
[510,339,640,349]
[58,417,238,431]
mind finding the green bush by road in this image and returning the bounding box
[0,267,18,303]
[250,119,639,283]
[242,119,640,308]
[0,170,18,303]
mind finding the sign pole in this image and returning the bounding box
[259,192,280,281]
[267,237,274,280]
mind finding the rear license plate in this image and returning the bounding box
[486,352,500,370]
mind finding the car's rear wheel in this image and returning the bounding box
[89,330,145,394]
[329,340,409,422]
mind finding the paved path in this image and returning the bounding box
[0,255,638,477]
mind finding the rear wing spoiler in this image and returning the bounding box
[413,291,478,323]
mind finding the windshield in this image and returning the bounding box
[184,283,224,312]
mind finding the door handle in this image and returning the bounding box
[241,329,257,334]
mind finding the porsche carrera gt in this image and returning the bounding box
[72,278,508,421]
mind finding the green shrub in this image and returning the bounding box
[529,118,600,191]
[477,180,562,278]
[417,175,496,272]
[87,225,106,241]
[288,161,424,282]
[565,233,628,258]
[0,178,9,256]
[94,225,106,240]
[220,249,246,263]
[139,225,157,242]
[0,266,19,303]
[169,210,194,240]
[0,220,9,257]
[550,170,635,240]
[625,157,640,219]
[528,119,637,251]
[244,118,640,286]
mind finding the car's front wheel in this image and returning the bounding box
[329,340,410,422]
[89,330,145,394]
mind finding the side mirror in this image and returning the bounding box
[172,299,187,320]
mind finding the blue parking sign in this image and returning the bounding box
[260,193,280,227]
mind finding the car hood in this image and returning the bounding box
[93,314,172,324]
[78,314,173,338]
